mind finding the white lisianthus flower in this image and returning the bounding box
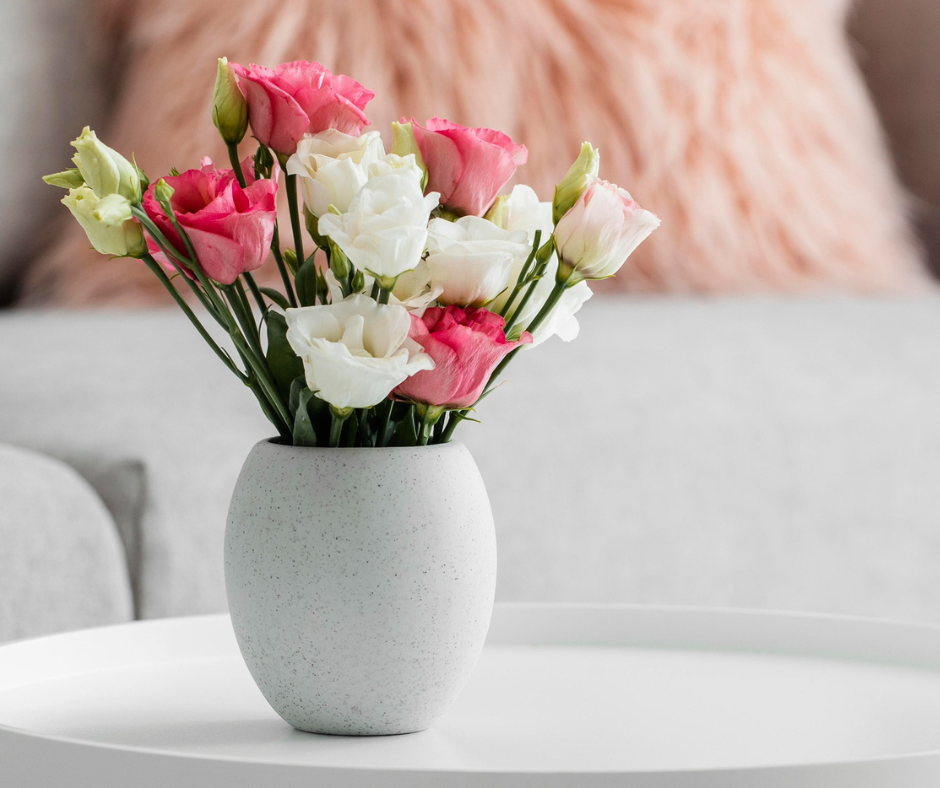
[426,216,529,307]
[325,261,442,316]
[286,129,386,217]
[486,186,594,347]
[285,294,434,410]
[554,177,660,284]
[318,172,439,287]
[69,127,141,203]
[367,153,425,182]
[519,279,593,347]
[487,184,553,243]
[62,187,146,257]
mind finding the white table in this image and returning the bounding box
[2,604,940,787]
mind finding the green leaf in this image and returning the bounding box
[264,311,303,399]
[295,255,319,307]
[260,287,290,310]
[389,404,418,447]
[292,387,318,447]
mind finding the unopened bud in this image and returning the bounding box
[391,121,428,190]
[484,195,510,229]
[153,178,175,207]
[70,127,142,204]
[351,269,365,293]
[282,248,298,276]
[552,141,600,224]
[329,241,350,280]
[212,57,249,146]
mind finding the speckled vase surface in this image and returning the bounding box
[224,439,497,736]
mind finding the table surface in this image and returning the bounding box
[3,604,940,787]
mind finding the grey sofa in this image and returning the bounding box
[3,296,940,642]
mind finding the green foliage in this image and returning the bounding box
[264,312,303,399]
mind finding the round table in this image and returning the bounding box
[2,604,940,787]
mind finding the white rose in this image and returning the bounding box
[318,171,439,287]
[62,188,146,257]
[554,177,660,283]
[286,130,386,217]
[285,294,434,410]
[426,216,529,307]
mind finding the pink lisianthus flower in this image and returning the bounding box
[142,157,277,285]
[406,117,528,217]
[231,61,374,156]
[554,177,660,284]
[394,306,531,410]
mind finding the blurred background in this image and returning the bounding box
[2,0,940,643]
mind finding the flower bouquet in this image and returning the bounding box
[44,58,659,735]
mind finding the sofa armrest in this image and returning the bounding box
[0,444,133,642]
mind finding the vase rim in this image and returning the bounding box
[259,437,465,453]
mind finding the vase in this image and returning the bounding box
[224,438,497,736]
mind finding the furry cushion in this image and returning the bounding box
[22,0,929,305]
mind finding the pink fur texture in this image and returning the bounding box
[23,0,928,305]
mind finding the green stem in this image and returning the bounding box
[440,410,464,443]
[271,222,298,307]
[329,407,350,448]
[243,272,266,312]
[227,143,246,188]
[141,255,246,382]
[377,286,391,305]
[500,229,541,319]
[376,399,393,447]
[370,279,380,300]
[224,284,264,360]
[135,196,292,438]
[286,173,305,266]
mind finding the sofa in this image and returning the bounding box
[3,296,940,643]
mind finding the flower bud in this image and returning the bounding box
[42,168,84,190]
[552,142,600,224]
[283,247,298,276]
[153,178,175,207]
[484,195,510,229]
[351,269,365,293]
[70,127,142,204]
[329,240,351,280]
[63,187,146,258]
[212,57,249,146]
[390,121,428,190]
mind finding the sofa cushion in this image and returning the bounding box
[0,444,133,642]
[19,0,928,306]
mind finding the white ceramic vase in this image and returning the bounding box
[224,439,497,736]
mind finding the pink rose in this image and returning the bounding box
[231,61,374,156]
[394,306,532,409]
[406,117,528,217]
[143,157,277,285]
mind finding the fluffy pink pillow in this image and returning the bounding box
[23,0,928,304]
